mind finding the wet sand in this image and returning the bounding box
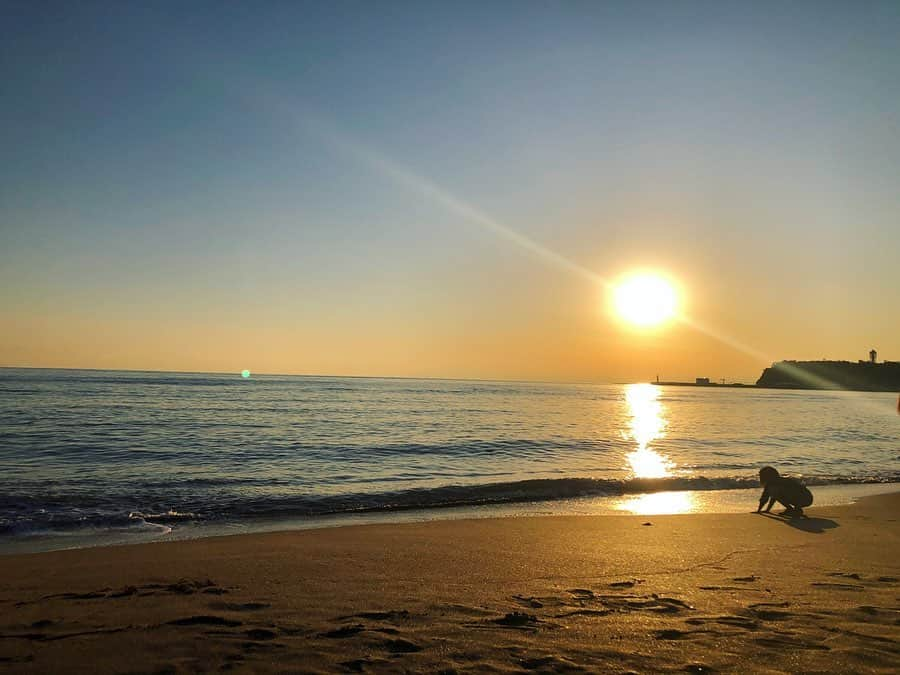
[1,493,898,673]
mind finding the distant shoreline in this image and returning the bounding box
[653,381,899,393]
[3,365,896,393]
[653,381,755,389]
[656,357,900,393]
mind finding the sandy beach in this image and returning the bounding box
[1,492,898,673]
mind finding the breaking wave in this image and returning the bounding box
[2,473,897,539]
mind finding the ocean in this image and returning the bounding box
[2,368,898,554]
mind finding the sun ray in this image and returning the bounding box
[234,89,892,411]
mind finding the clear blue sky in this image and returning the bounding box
[2,1,899,380]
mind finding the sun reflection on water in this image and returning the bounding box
[615,490,696,515]
[623,383,673,479]
[619,385,696,514]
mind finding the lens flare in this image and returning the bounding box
[241,369,251,379]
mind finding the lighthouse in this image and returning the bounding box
[869,348,877,364]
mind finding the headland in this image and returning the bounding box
[655,352,900,392]
[756,358,900,391]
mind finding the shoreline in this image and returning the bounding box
[4,482,898,557]
[2,492,898,672]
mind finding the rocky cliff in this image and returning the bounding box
[756,360,900,392]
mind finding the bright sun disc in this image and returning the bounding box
[612,273,678,327]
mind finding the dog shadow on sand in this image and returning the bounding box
[759,512,839,534]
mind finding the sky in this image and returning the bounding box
[2,1,899,383]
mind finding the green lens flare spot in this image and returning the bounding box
[241,369,251,379]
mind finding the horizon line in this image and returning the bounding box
[0,365,758,388]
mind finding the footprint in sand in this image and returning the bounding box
[383,638,423,653]
[554,608,613,618]
[512,595,544,608]
[606,594,695,614]
[492,612,541,628]
[209,602,270,612]
[0,626,128,642]
[30,619,56,629]
[567,588,595,600]
[685,615,758,630]
[141,579,226,596]
[811,582,864,591]
[519,655,583,671]
[654,628,692,640]
[19,579,228,606]
[244,628,278,640]
[340,657,392,672]
[167,615,242,628]
[747,608,793,621]
[0,656,34,665]
[338,610,411,622]
[753,635,830,651]
[320,624,365,639]
[340,658,374,672]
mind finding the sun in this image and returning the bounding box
[611,272,678,327]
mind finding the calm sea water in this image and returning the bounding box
[1,368,898,552]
